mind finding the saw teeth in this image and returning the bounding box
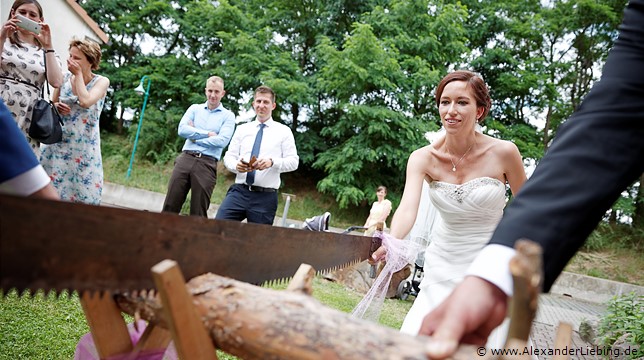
[0,287,32,299]
[262,277,291,289]
[0,287,77,300]
[126,289,158,300]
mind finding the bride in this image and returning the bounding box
[373,70,526,347]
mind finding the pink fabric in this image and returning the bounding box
[74,320,177,360]
[351,231,421,322]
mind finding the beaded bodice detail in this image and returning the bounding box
[430,177,504,203]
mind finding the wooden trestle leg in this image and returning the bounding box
[151,259,218,360]
[79,259,218,359]
[80,291,133,358]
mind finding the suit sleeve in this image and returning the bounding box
[0,100,40,182]
[488,0,644,291]
[0,99,51,196]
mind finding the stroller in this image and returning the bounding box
[304,212,428,300]
[302,212,367,234]
[302,212,376,277]
[396,249,425,300]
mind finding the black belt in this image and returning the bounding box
[233,183,277,193]
[0,76,40,91]
[183,150,216,160]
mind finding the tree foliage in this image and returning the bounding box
[79,0,638,226]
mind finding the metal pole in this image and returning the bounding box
[281,195,291,227]
[126,76,151,179]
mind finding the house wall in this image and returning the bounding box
[1,0,106,69]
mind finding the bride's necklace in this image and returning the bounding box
[447,142,475,172]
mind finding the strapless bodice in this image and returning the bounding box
[421,177,508,285]
[429,177,506,240]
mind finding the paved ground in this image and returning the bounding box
[529,294,607,360]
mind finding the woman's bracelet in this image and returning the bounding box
[44,49,55,53]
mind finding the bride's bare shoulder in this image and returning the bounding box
[410,143,441,160]
[486,136,521,156]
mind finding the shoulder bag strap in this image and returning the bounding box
[41,50,63,125]
[41,49,51,100]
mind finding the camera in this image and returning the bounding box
[15,14,41,35]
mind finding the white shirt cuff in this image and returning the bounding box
[466,244,516,296]
[0,165,51,196]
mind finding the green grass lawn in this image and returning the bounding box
[0,277,413,359]
[0,290,89,359]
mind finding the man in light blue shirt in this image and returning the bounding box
[162,76,235,217]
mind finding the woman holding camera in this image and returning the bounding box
[40,38,109,205]
[0,0,63,156]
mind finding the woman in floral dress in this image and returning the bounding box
[40,38,109,205]
[0,0,63,156]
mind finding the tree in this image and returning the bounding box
[308,1,471,207]
[79,0,638,228]
[462,0,625,155]
[313,24,409,207]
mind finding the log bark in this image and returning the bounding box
[115,273,480,360]
[506,239,543,344]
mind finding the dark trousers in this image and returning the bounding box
[214,184,278,225]
[162,152,217,217]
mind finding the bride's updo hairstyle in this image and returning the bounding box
[434,70,492,123]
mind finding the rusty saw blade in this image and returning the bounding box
[0,194,380,293]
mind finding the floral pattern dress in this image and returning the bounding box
[40,72,106,205]
[0,41,59,157]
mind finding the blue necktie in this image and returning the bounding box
[246,123,266,185]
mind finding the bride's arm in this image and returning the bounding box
[387,150,427,240]
[371,148,431,261]
[501,140,527,196]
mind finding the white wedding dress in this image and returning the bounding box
[401,177,509,348]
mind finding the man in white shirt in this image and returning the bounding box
[215,85,299,225]
[0,99,58,199]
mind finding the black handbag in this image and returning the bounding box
[29,98,62,144]
[28,50,63,144]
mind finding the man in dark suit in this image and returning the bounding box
[0,99,58,199]
[420,1,644,357]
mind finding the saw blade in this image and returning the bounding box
[0,194,377,294]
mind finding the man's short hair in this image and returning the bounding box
[207,76,224,88]
[254,85,275,103]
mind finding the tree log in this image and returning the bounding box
[115,240,546,360]
[115,273,480,360]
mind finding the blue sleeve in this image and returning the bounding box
[178,104,209,140]
[0,99,40,182]
[194,111,236,148]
